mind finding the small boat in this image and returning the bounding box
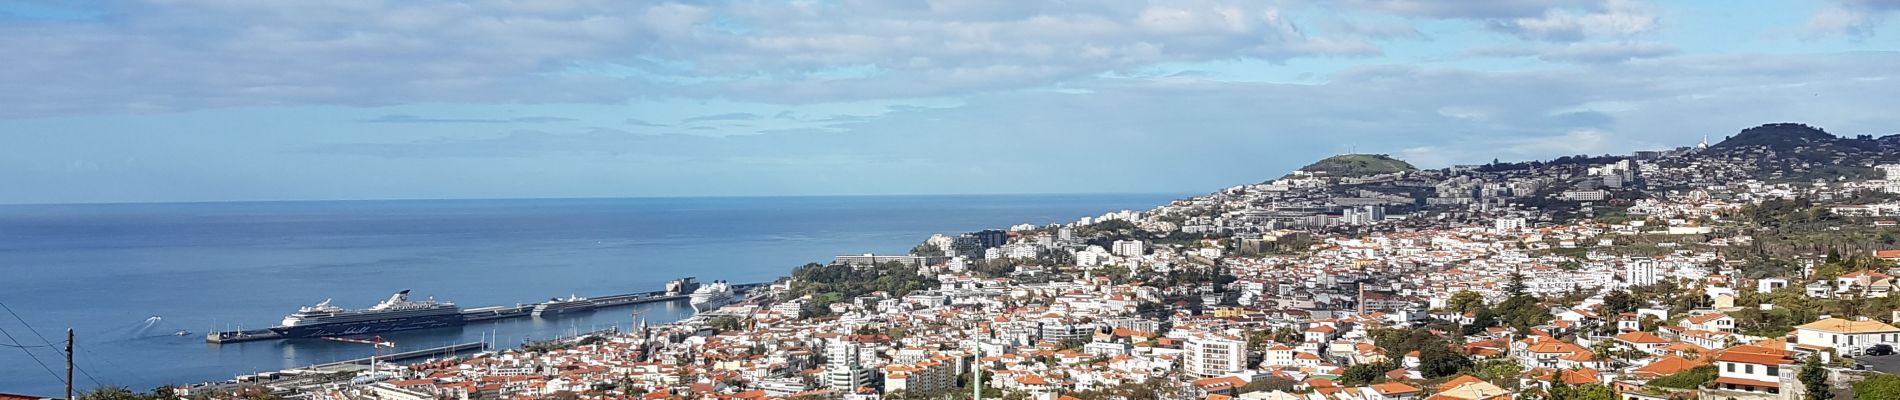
[174,329,192,336]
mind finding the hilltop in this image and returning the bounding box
[1292,154,1416,178]
[1690,123,1897,181]
[1710,123,1856,151]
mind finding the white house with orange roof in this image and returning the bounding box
[1792,317,1900,356]
[1613,331,1670,355]
[1680,312,1734,333]
[1360,381,1423,400]
[1304,324,1337,343]
[1708,343,1792,398]
[1261,344,1295,367]
[1430,375,1511,400]
[1835,270,1893,298]
[1513,336,1593,370]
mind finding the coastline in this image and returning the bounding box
[0,193,1181,394]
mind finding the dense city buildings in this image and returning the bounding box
[163,125,1900,400]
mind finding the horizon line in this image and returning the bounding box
[0,191,1199,208]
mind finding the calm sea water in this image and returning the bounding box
[0,194,1178,394]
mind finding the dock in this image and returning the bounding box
[311,342,486,368]
[528,292,687,316]
[206,328,282,344]
[462,304,533,321]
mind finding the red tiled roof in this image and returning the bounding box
[1715,350,1789,365]
[1632,356,1708,379]
[1435,375,1487,392]
[1615,331,1667,344]
[1685,313,1729,324]
[1370,382,1422,395]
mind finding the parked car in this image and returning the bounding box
[1868,344,1895,356]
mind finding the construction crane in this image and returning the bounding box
[322,336,395,375]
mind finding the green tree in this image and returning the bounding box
[1799,355,1833,400]
[79,387,147,400]
[1852,374,1900,400]
[909,243,944,257]
[1602,290,1635,315]
[1546,376,1571,400]
[1473,359,1524,390]
[1447,291,1486,314]
[1647,365,1715,389]
[1339,361,1396,386]
[1563,384,1617,400]
[1238,377,1297,394]
[1417,343,1473,379]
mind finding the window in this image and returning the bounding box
[1745,364,1754,374]
[1767,366,1779,376]
[1726,363,1735,372]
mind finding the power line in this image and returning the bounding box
[0,323,65,386]
[0,301,104,387]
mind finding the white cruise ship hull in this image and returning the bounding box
[689,296,732,313]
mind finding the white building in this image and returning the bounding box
[883,357,956,394]
[1709,345,1790,397]
[759,378,809,397]
[825,338,877,392]
[1878,164,1900,179]
[1111,240,1146,257]
[1561,189,1610,202]
[1627,261,1659,287]
[1494,217,1527,233]
[1074,246,1110,267]
[1792,318,1900,356]
[1757,278,1789,294]
[1183,333,1246,377]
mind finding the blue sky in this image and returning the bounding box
[1,0,1898,204]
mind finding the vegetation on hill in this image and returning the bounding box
[1854,373,1900,400]
[1712,123,1842,151]
[1290,154,1416,178]
[785,261,938,317]
[1647,365,1716,389]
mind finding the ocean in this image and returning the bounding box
[0,194,1179,394]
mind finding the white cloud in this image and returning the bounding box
[0,0,1403,117]
[1331,0,1605,19]
[1808,0,1900,37]
[1466,41,1679,64]
[1487,0,1659,42]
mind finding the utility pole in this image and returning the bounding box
[65,328,74,400]
[971,346,981,400]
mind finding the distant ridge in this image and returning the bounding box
[1290,154,1416,179]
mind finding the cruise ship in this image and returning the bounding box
[271,290,463,338]
[688,281,735,313]
[531,294,593,317]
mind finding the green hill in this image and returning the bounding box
[1711,123,1842,151]
[1292,154,1416,178]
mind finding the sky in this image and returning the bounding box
[1,0,1899,204]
